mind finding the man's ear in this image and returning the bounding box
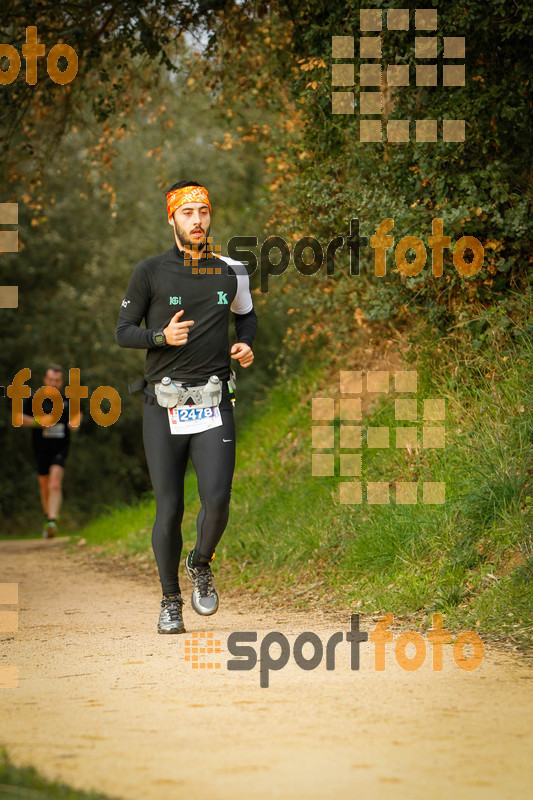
[168,216,174,227]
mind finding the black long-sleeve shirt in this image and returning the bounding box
[116,245,257,383]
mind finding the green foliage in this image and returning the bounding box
[0,0,240,176]
[0,749,115,799]
[76,292,533,647]
[2,0,531,651]
[205,0,532,316]
[0,57,266,525]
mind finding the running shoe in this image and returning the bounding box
[185,551,219,616]
[42,520,57,539]
[157,594,186,634]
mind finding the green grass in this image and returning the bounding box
[74,500,155,554]
[73,297,533,648]
[0,751,115,800]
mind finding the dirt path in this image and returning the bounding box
[0,538,532,800]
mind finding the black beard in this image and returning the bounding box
[175,224,211,252]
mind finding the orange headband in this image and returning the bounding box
[166,186,211,219]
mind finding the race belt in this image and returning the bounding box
[154,375,222,409]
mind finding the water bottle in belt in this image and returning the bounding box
[202,375,221,407]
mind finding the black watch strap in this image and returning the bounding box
[152,329,166,347]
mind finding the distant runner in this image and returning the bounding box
[21,364,81,538]
[116,180,257,634]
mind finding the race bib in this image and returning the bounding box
[168,405,222,435]
[42,423,66,439]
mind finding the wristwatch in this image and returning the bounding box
[152,329,166,347]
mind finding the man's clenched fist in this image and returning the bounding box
[231,342,254,368]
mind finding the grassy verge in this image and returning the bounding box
[0,751,115,800]
[73,295,532,648]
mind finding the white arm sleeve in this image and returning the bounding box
[218,255,254,315]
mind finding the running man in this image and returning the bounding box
[116,180,257,634]
[21,364,81,538]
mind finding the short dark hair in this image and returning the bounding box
[165,180,205,195]
[45,363,64,376]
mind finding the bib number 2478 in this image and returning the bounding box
[167,405,222,435]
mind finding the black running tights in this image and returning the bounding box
[142,399,235,595]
